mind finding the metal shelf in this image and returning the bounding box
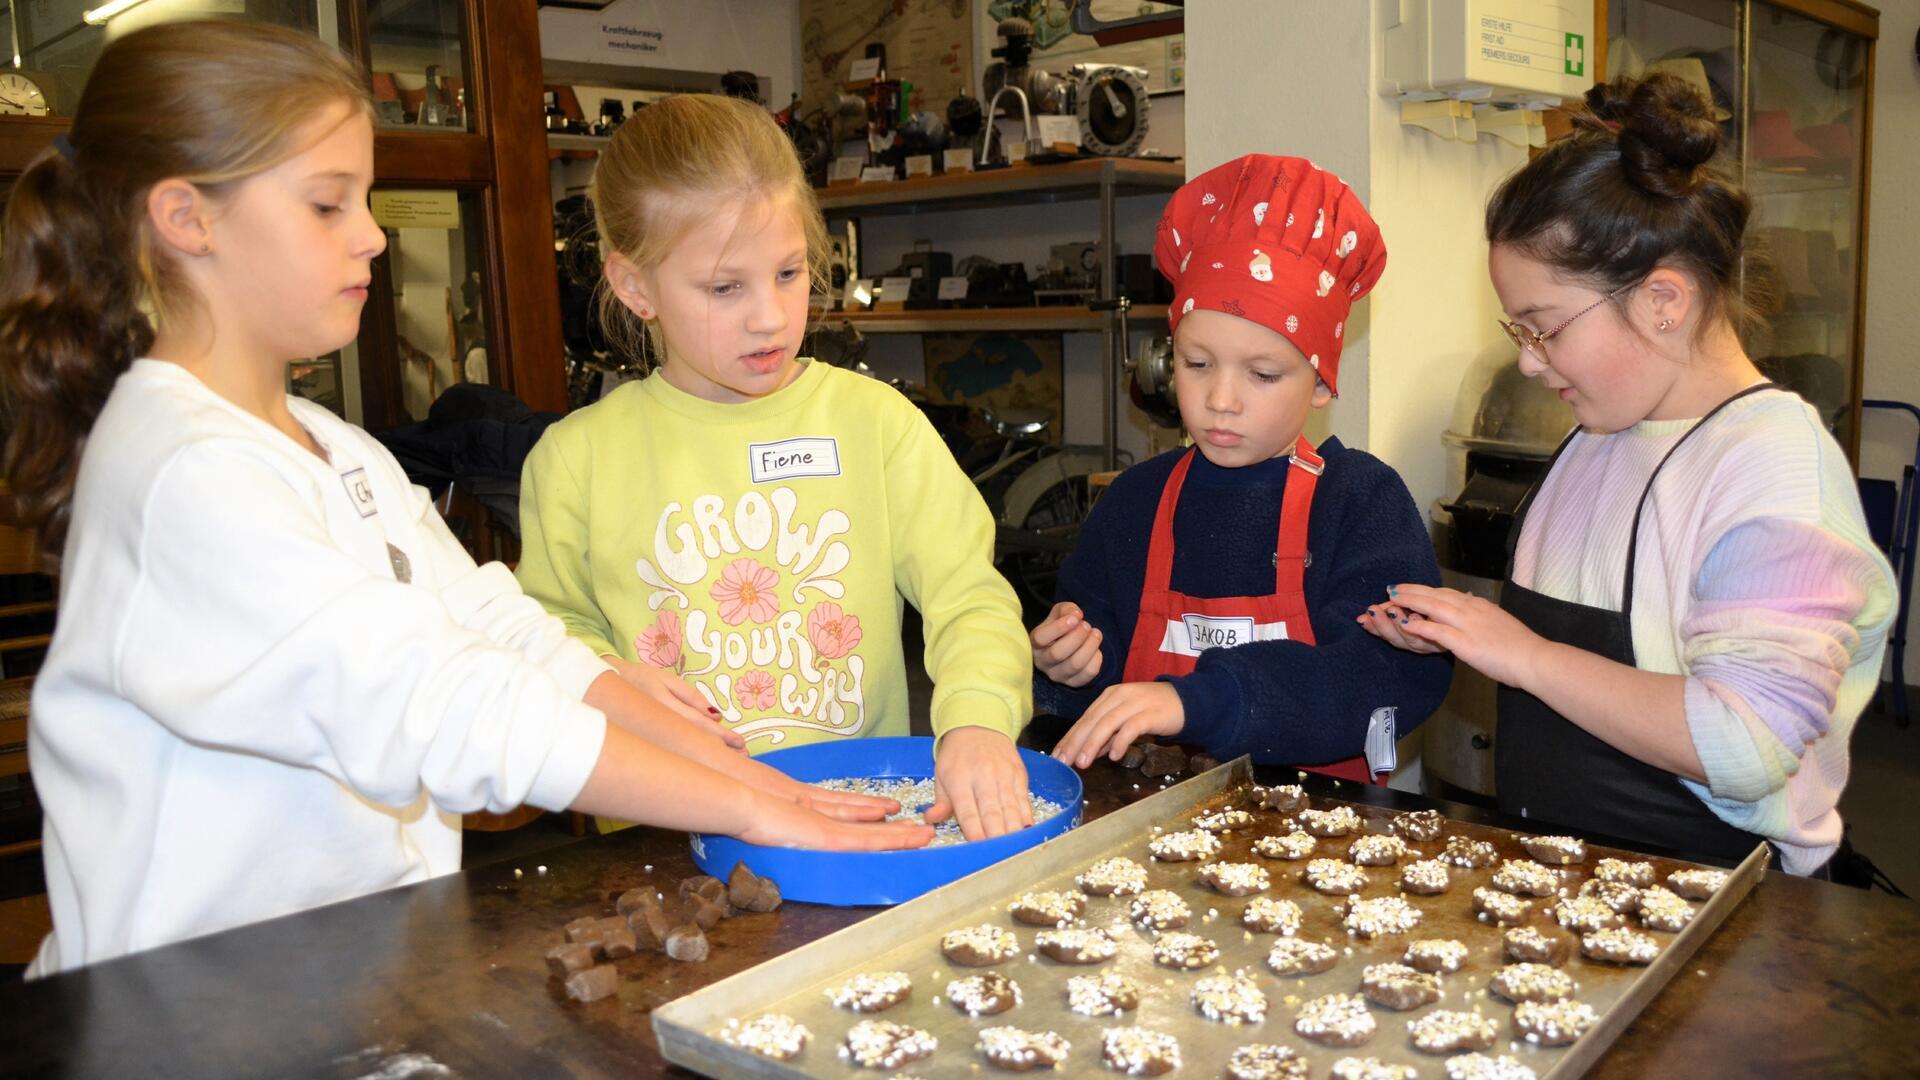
[815,157,1185,217]
[829,304,1169,334]
[546,132,612,151]
[821,155,1184,470]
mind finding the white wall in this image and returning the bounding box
[1859,0,1920,683]
[538,0,800,106]
[1364,100,1527,520]
[1185,1,1523,520]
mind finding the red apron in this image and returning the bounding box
[1120,439,1376,783]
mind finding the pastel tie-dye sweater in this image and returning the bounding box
[1512,389,1895,874]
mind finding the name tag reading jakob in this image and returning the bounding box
[749,437,841,483]
[1159,612,1288,657]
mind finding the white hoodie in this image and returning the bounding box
[27,361,609,975]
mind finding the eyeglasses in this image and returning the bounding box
[1497,278,1641,360]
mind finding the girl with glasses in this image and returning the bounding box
[1361,72,1894,877]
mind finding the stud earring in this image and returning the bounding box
[200,243,211,254]
[1657,318,1673,330]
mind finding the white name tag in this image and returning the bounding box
[339,467,377,519]
[749,437,841,483]
[1157,613,1288,657]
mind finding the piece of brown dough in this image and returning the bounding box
[665,925,710,962]
[628,906,674,950]
[598,927,638,960]
[741,877,783,913]
[545,942,595,978]
[682,893,728,931]
[616,887,660,918]
[565,964,619,1002]
[679,875,727,905]
[727,862,762,908]
[1140,743,1189,778]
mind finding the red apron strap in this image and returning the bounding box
[1272,436,1321,596]
[1142,449,1196,595]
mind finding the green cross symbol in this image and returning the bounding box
[1565,32,1586,77]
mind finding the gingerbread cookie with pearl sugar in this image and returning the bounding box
[1128,889,1192,930]
[1077,855,1148,896]
[1198,860,1271,896]
[1226,1043,1310,1080]
[1067,972,1141,1016]
[840,1019,937,1069]
[1408,1010,1500,1054]
[1250,783,1309,814]
[1101,1026,1181,1077]
[826,970,912,1013]
[1008,889,1085,926]
[1241,896,1304,935]
[1294,992,1378,1048]
[975,1026,1071,1072]
[1034,926,1117,965]
[941,924,1020,967]
[716,1014,810,1061]
[1331,1057,1418,1080]
[1253,830,1318,860]
[946,972,1020,1016]
[1193,972,1269,1024]
[1149,828,1222,862]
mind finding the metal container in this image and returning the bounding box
[655,758,1765,1079]
[1425,342,1574,799]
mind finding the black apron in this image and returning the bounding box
[1495,384,1777,863]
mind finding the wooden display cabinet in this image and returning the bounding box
[1600,0,1880,461]
[0,0,568,428]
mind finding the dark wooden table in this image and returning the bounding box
[2,759,1915,1078]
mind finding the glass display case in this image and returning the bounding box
[365,0,473,133]
[0,2,566,432]
[1605,0,1878,459]
[5,1,329,118]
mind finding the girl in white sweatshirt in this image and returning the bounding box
[0,21,925,977]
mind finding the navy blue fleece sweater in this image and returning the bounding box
[1036,439,1452,766]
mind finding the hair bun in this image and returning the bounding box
[1581,72,1722,199]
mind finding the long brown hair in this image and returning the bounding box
[0,20,372,557]
[588,93,829,366]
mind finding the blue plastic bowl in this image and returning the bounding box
[688,736,1083,906]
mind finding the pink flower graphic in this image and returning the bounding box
[736,670,777,711]
[709,558,780,625]
[634,609,682,669]
[807,602,863,660]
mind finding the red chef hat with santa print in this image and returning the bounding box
[1154,155,1386,395]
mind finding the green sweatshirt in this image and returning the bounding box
[516,361,1031,753]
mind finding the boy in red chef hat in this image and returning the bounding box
[1037,155,1451,779]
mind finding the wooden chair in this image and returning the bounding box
[0,518,52,864]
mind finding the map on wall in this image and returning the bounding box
[985,0,1184,93]
[924,332,1065,444]
[800,0,974,112]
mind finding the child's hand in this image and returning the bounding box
[740,789,934,852]
[1382,584,1547,689]
[925,726,1033,841]
[762,765,902,822]
[1031,602,1104,687]
[603,654,746,751]
[1356,589,1445,655]
[1051,681,1185,769]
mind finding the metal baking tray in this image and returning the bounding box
[654,757,1764,1078]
